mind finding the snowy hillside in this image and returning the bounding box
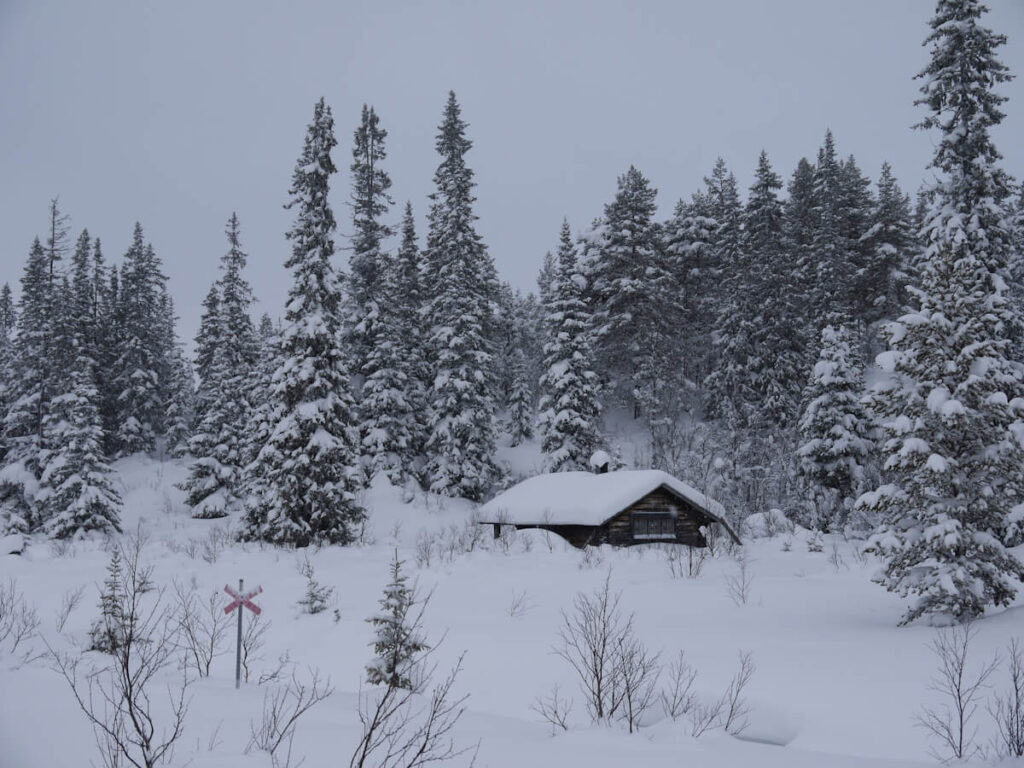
[2,452,1022,768]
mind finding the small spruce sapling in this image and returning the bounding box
[87,548,125,653]
[366,552,428,691]
[297,557,333,615]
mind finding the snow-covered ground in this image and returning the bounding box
[2,451,1023,768]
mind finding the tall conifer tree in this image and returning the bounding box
[241,98,364,546]
[422,92,499,500]
[861,0,1024,623]
[538,221,602,471]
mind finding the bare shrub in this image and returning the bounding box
[414,531,435,569]
[174,583,230,677]
[663,544,704,581]
[0,578,41,659]
[916,622,998,762]
[687,697,724,738]
[722,651,755,735]
[555,572,629,722]
[48,534,190,768]
[55,585,86,633]
[507,590,531,619]
[248,668,334,768]
[242,612,270,684]
[50,538,78,558]
[201,526,231,564]
[828,538,846,572]
[259,652,295,686]
[725,554,754,607]
[531,683,573,735]
[578,546,605,570]
[615,633,661,733]
[661,651,698,721]
[989,637,1024,758]
[350,654,475,768]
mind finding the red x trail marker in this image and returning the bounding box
[225,579,263,688]
[224,583,262,615]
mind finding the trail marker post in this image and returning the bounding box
[224,579,262,689]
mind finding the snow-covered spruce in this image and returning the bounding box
[111,224,171,456]
[366,551,428,691]
[797,324,872,531]
[538,219,602,472]
[359,203,426,483]
[859,0,1024,624]
[240,98,365,546]
[585,165,673,418]
[421,92,500,501]
[179,213,257,519]
[348,105,394,438]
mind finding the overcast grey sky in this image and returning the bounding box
[3,0,1024,347]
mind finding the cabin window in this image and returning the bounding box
[631,513,675,540]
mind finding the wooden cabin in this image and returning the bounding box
[480,469,739,549]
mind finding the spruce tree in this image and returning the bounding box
[862,162,915,330]
[663,195,717,388]
[745,150,804,428]
[702,158,755,424]
[422,92,499,500]
[88,547,125,653]
[360,247,418,483]
[810,131,854,327]
[112,225,168,456]
[394,203,429,468]
[797,325,872,531]
[163,351,193,458]
[861,0,1024,623]
[241,98,364,546]
[241,314,281,479]
[585,166,673,418]
[538,220,602,471]
[37,229,122,538]
[838,154,877,326]
[366,552,428,691]
[181,214,256,517]
[1,239,52,530]
[782,157,819,357]
[348,105,393,387]
[38,353,122,538]
[506,344,534,446]
[0,283,15,461]
[192,284,222,426]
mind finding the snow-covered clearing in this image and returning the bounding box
[2,452,1022,768]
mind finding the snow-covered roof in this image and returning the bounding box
[481,469,730,530]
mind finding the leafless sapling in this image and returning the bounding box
[247,667,334,768]
[555,571,630,722]
[660,650,698,722]
[615,632,661,733]
[915,621,998,762]
[174,583,230,677]
[989,637,1024,758]
[531,683,573,735]
[722,650,755,736]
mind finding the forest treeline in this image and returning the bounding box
[0,0,1019,624]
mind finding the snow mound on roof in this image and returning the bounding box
[481,469,726,526]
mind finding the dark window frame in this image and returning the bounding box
[631,512,676,540]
